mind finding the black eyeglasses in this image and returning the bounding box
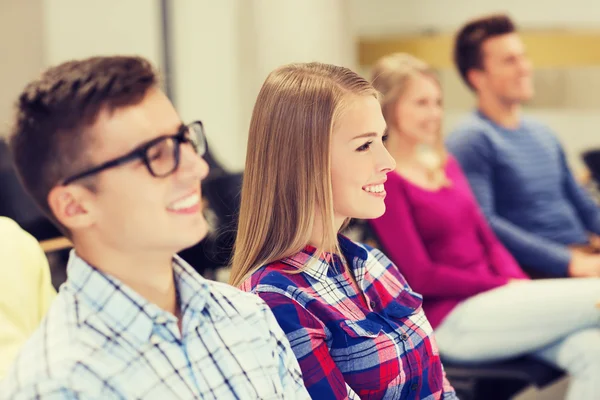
[62,121,206,185]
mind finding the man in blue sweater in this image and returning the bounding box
[446,14,600,278]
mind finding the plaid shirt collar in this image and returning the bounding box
[281,234,371,283]
[65,251,217,345]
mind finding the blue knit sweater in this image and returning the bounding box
[446,111,600,276]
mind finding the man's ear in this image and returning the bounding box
[467,68,485,92]
[47,185,96,231]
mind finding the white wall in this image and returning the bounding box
[170,0,356,171]
[0,0,162,137]
[349,0,600,36]
[169,1,247,171]
[41,0,162,66]
[0,0,44,136]
[251,0,356,79]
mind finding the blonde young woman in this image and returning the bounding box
[229,63,457,400]
[369,53,600,400]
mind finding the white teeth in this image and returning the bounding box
[364,184,384,193]
[168,193,200,211]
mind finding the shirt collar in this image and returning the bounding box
[64,251,211,345]
[281,234,371,282]
[172,254,211,316]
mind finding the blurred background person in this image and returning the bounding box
[0,217,55,379]
[446,14,600,279]
[370,52,600,400]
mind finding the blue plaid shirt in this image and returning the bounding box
[1,252,309,399]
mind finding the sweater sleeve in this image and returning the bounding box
[474,210,530,279]
[447,128,571,276]
[448,158,529,280]
[370,176,509,299]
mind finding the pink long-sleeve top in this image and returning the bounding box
[370,156,529,329]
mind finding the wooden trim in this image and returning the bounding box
[359,34,454,69]
[358,30,600,69]
[40,236,72,253]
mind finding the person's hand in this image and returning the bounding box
[568,251,600,277]
[589,234,600,251]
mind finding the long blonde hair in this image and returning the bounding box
[229,62,378,287]
[370,53,449,185]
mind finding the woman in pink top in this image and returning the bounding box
[369,53,600,400]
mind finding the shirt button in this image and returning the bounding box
[150,334,161,346]
[369,300,376,309]
[411,383,419,391]
[155,315,167,325]
[400,333,409,341]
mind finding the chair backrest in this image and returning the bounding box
[582,148,600,184]
[178,172,243,276]
[201,172,243,230]
[342,219,382,249]
[442,356,564,400]
[0,140,60,240]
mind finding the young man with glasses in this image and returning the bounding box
[0,56,309,399]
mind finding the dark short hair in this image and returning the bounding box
[9,56,158,231]
[454,14,516,90]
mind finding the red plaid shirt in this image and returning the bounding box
[240,235,457,399]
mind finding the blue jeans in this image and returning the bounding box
[434,278,600,400]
